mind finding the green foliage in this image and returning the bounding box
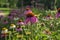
[56,0,60,8]
[0,7,60,40]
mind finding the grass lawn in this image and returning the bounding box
[0,8,10,16]
[0,8,10,10]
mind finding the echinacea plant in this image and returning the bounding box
[24,12,38,24]
[1,27,8,40]
[46,14,53,20]
[1,8,60,40]
[17,20,24,26]
[16,26,22,32]
[24,8,32,15]
[56,8,60,19]
[2,20,8,24]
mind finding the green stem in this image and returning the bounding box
[13,28,14,32]
[5,36,7,40]
[9,31,11,40]
[31,24,33,40]
[13,28,14,40]
[9,34,11,40]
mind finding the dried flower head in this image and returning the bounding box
[43,29,51,35]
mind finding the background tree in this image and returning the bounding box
[44,0,55,10]
[8,0,17,8]
[56,0,60,9]
[0,0,8,7]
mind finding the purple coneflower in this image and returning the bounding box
[0,15,4,20]
[10,13,17,16]
[8,14,14,20]
[16,26,22,32]
[10,9,17,14]
[56,8,60,18]
[24,8,32,15]
[1,33,8,38]
[17,20,24,25]
[2,20,8,24]
[24,12,38,24]
[0,15,4,18]
[46,14,53,20]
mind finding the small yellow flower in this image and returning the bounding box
[17,34,23,38]
[25,32,31,35]
[21,25,25,28]
[35,14,40,17]
[10,24,16,28]
[2,27,7,30]
[1,27,8,34]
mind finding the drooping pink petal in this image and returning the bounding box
[30,16,38,23]
[24,18,30,24]
[56,12,60,18]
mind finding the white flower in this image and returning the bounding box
[10,24,16,28]
[1,28,8,33]
[14,17,19,20]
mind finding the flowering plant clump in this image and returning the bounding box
[24,12,38,24]
[1,27,8,34]
[0,8,60,40]
[16,26,22,32]
[17,20,24,26]
[1,28,8,38]
[56,8,60,18]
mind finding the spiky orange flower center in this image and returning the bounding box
[26,13,34,17]
[58,8,60,12]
